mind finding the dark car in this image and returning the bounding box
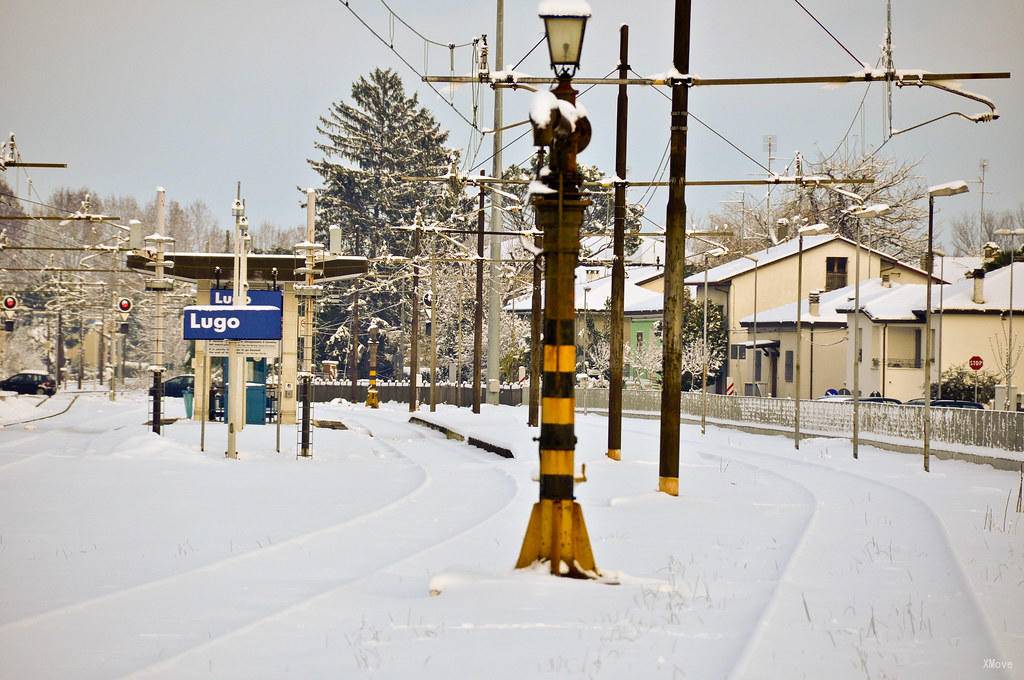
[859,396,902,405]
[161,374,195,398]
[0,371,57,396]
[904,398,984,409]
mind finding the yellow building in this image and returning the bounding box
[637,234,931,397]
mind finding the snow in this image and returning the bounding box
[1,392,1021,678]
[182,304,282,312]
[537,0,592,17]
[529,90,558,128]
[526,180,556,196]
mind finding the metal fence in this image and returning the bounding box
[308,381,525,407]
[581,388,1024,453]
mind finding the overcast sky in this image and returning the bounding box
[2,0,1021,249]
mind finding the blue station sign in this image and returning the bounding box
[183,305,282,340]
[210,288,282,308]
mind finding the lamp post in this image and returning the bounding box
[740,253,760,395]
[847,203,891,460]
[583,284,591,416]
[793,221,829,449]
[933,247,947,399]
[994,227,1023,411]
[517,4,598,578]
[924,181,969,471]
[690,241,728,434]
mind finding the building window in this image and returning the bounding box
[731,344,747,360]
[784,350,794,382]
[754,350,762,381]
[825,257,848,291]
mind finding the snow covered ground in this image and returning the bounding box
[0,392,1021,679]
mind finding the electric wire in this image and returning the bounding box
[791,0,866,68]
[336,0,483,133]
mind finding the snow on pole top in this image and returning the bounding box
[530,90,559,127]
[537,0,592,16]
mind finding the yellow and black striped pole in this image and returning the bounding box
[366,323,379,408]
[516,75,598,579]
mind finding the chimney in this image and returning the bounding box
[808,289,821,316]
[881,273,891,288]
[970,268,986,304]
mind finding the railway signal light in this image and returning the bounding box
[117,297,133,313]
[2,295,16,331]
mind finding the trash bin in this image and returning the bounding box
[183,389,194,419]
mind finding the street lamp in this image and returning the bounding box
[740,253,760,395]
[518,4,596,579]
[699,245,728,434]
[539,2,590,77]
[794,221,830,450]
[846,203,891,460]
[993,227,1023,411]
[923,181,969,471]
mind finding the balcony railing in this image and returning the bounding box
[825,272,848,291]
[886,356,922,369]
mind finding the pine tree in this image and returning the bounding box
[309,68,465,376]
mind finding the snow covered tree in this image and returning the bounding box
[625,338,662,387]
[309,69,468,375]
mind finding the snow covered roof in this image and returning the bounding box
[506,264,664,314]
[934,262,1024,313]
[823,263,1024,322]
[667,234,929,286]
[935,256,983,283]
[739,278,901,327]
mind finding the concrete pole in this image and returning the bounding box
[409,216,421,412]
[486,0,504,405]
[430,229,438,412]
[795,235,804,450]
[923,198,934,471]
[658,0,692,497]
[298,188,316,457]
[701,256,709,434]
[852,220,862,459]
[474,174,485,413]
[607,25,628,460]
[226,184,249,459]
[151,187,167,435]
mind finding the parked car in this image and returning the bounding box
[0,371,57,396]
[161,374,195,398]
[859,396,902,405]
[904,398,984,409]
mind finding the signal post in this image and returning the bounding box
[516,9,598,576]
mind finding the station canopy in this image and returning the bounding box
[126,252,368,283]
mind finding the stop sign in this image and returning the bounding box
[969,355,984,371]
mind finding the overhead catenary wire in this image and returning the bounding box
[790,0,866,68]
[335,0,483,133]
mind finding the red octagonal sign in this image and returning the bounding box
[969,355,984,371]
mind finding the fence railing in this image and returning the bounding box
[308,381,525,407]
[308,380,1023,454]
[580,388,1024,453]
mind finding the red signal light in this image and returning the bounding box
[2,296,16,310]
[117,298,132,312]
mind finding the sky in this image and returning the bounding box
[2,0,1022,250]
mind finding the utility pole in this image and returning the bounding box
[145,188,174,435]
[474,171,485,414]
[409,212,421,412]
[979,159,988,234]
[350,279,359,402]
[607,24,629,461]
[528,150,545,427]
[77,309,84,390]
[430,229,439,412]
[226,184,250,460]
[297,188,318,458]
[658,0,692,497]
[486,0,504,405]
